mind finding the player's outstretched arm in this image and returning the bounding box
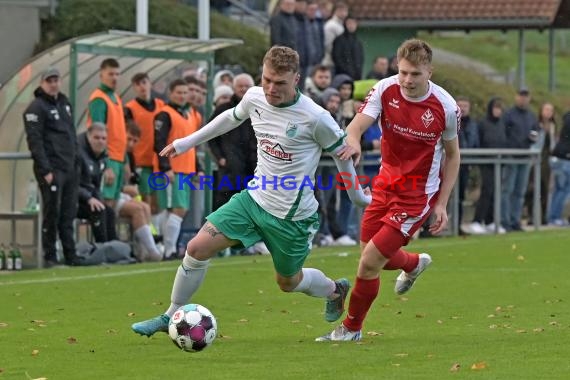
[332,150,372,208]
[165,108,244,156]
[429,137,460,234]
[338,113,376,165]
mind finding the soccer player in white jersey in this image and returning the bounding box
[316,39,461,341]
[132,46,371,337]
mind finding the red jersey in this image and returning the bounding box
[359,76,460,197]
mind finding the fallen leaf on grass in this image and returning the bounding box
[246,302,254,306]
[280,310,290,314]
[450,316,461,320]
[218,334,231,339]
[437,320,443,324]
[127,312,135,317]
[0,322,8,327]
[257,290,264,294]
[67,336,78,344]
[366,331,382,336]
[533,328,545,332]
[392,363,400,367]
[449,363,461,372]
[398,297,409,302]
[25,373,47,380]
[238,318,248,323]
[0,368,4,373]
[290,320,300,323]
[31,320,45,324]
[515,329,527,334]
[106,329,117,334]
[489,324,498,329]
[471,361,487,370]
[151,301,163,306]
[549,321,559,326]
[415,313,425,318]
[511,244,517,250]
[305,324,313,329]
[487,314,495,318]
[31,349,39,356]
[517,255,525,261]
[394,353,408,357]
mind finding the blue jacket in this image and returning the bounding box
[458,116,480,149]
[502,106,539,149]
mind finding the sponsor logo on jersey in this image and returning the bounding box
[390,212,408,224]
[260,139,293,162]
[254,108,263,119]
[388,98,400,109]
[421,109,434,128]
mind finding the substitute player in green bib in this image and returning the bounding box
[132,46,371,337]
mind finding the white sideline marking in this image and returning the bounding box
[0,232,558,287]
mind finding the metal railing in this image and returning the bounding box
[319,148,541,236]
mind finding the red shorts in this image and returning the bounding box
[360,189,439,245]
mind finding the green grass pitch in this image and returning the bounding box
[1,230,568,379]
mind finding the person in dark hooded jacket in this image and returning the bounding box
[331,16,363,80]
[469,97,508,233]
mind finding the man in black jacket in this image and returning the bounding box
[208,73,257,211]
[77,123,117,243]
[332,16,364,80]
[23,68,82,267]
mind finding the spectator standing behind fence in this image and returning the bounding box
[208,74,257,211]
[304,64,332,103]
[366,56,390,81]
[88,58,128,212]
[304,1,325,81]
[468,97,508,234]
[455,96,480,233]
[548,110,570,226]
[501,87,539,232]
[525,102,556,226]
[332,16,363,81]
[77,123,118,244]
[270,0,297,49]
[322,1,348,70]
[23,68,83,267]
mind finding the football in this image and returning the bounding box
[168,304,217,352]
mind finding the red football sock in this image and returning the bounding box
[343,276,380,332]
[384,249,419,272]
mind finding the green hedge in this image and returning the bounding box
[38,0,268,75]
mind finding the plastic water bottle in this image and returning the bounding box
[26,178,39,213]
[13,245,22,271]
[0,244,6,270]
[6,245,14,271]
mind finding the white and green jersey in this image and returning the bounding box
[233,87,345,221]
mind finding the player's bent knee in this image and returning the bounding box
[185,239,218,261]
[276,274,300,292]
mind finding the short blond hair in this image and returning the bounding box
[397,39,433,66]
[263,46,299,74]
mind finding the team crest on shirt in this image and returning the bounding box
[421,109,434,128]
[285,122,298,138]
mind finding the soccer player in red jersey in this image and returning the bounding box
[317,39,461,341]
